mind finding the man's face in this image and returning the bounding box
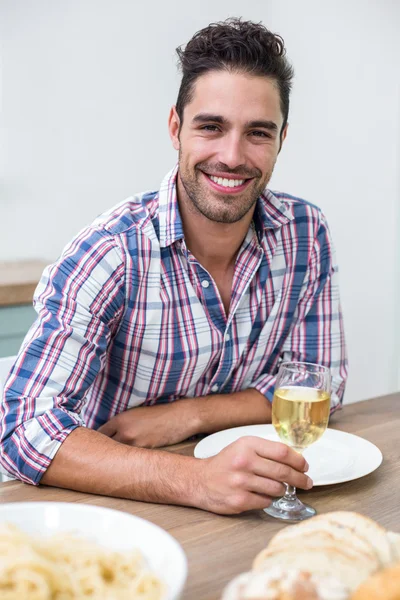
[169,70,287,224]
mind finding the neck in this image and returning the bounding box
[176,176,255,271]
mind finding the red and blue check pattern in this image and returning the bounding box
[0,166,347,483]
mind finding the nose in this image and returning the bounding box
[216,131,246,170]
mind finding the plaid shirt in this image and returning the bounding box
[0,166,347,484]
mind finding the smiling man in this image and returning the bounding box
[0,19,347,514]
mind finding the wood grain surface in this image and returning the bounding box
[0,260,48,306]
[0,394,399,599]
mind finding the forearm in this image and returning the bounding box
[41,427,202,506]
[187,388,271,435]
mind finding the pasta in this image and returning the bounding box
[0,523,165,599]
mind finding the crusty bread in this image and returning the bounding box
[222,573,252,600]
[263,511,393,567]
[221,512,400,600]
[221,567,348,600]
[315,511,393,566]
[252,512,391,591]
[351,561,400,600]
[253,545,374,590]
[267,521,379,571]
[387,531,400,562]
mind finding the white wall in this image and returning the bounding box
[1,0,399,404]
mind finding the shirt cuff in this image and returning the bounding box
[249,374,277,403]
[1,408,84,485]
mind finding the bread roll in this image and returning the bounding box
[221,567,348,600]
[223,512,400,600]
[351,562,400,600]
[387,531,400,562]
[253,545,373,591]
[267,515,379,570]
[267,526,379,572]
[314,512,392,566]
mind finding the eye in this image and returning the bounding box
[200,125,220,132]
[249,130,272,138]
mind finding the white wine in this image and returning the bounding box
[272,386,330,452]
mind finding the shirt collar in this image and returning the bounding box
[253,188,294,241]
[158,165,184,248]
[158,164,294,248]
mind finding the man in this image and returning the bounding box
[0,18,347,514]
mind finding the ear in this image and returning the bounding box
[168,106,181,151]
[278,123,289,153]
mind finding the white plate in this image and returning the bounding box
[0,502,187,600]
[194,425,383,486]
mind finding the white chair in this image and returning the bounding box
[0,355,17,482]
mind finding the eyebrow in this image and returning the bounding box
[192,113,278,132]
[192,113,227,125]
[246,120,278,132]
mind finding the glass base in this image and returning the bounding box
[264,495,316,522]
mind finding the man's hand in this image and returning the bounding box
[195,436,313,515]
[42,427,312,516]
[98,388,271,448]
[97,401,198,448]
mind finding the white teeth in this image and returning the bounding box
[209,175,245,188]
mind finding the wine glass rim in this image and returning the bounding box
[280,361,330,373]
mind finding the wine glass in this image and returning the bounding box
[264,361,331,522]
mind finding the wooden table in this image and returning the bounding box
[0,260,49,306]
[0,394,399,599]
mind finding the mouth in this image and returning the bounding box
[201,171,253,194]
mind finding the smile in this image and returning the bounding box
[202,172,252,194]
[209,175,245,188]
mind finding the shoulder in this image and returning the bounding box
[51,191,158,272]
[62,190,160,261]
[273,190,323,218]
[90,191,159,236]
[272,190,330,235]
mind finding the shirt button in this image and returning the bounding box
[225,333,230,341]
[201,280,210,288]
[211,384,219,392]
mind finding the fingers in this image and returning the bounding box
[237,473,286,498]
[236,436,309,472]
[252,457,313,490]
[97,421,116,437]
[201,436,315,514]
[226,437,313,490]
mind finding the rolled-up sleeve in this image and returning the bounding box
[0,227,126,484]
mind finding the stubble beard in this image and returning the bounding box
[178,152,274,224]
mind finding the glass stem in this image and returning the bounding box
[284,484,297,499]
[283,448,303,499]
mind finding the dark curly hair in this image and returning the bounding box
[176,18,294,133]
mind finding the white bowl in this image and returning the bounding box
[0,501,187,599]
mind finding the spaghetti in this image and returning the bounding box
[0,523,164,599]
